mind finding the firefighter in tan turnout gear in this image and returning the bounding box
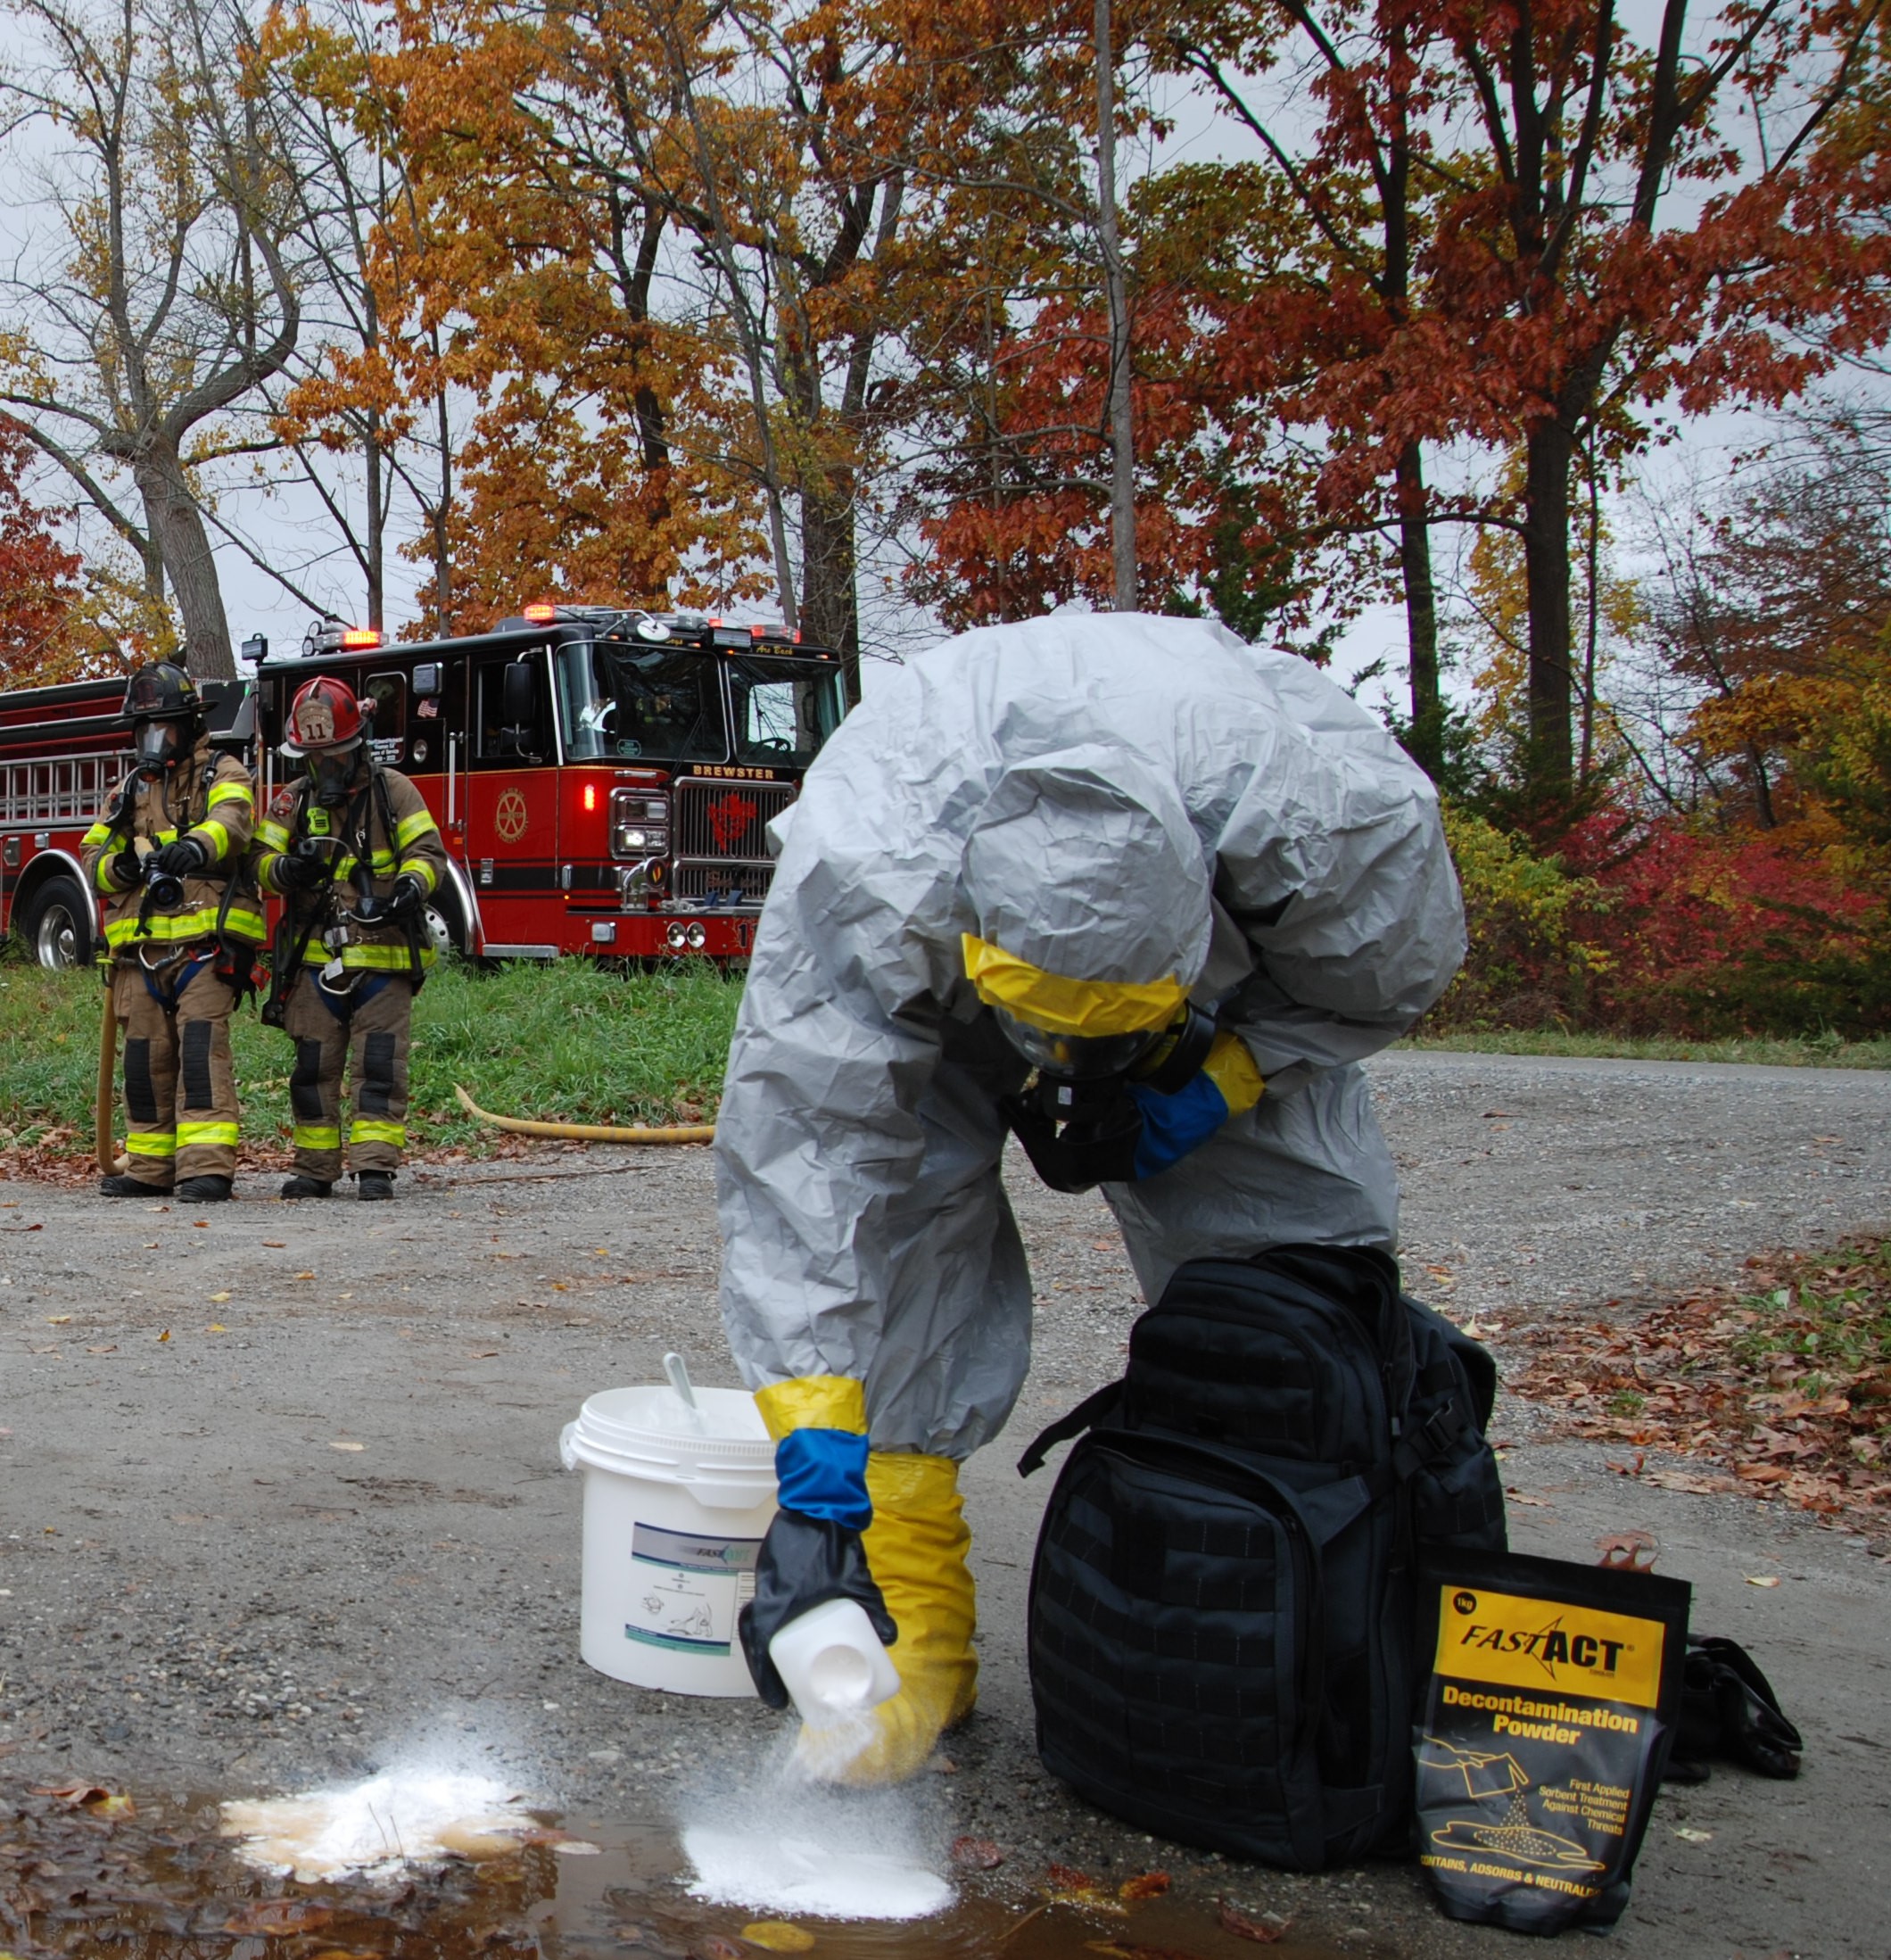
[80,662,264,1203]
[255,675,448,1201]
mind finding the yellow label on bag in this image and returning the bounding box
[1433,1584,1666,1711]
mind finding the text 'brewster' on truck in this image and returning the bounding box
[0,603,849,967]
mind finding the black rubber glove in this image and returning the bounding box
[384,872,427,922]
[738,1510,897,1708]
[1667,1634,1803,1782]
[1001,1079,1143,1193]
[111,848,142,889]
[272,848,328,893]
[147,837,206,878]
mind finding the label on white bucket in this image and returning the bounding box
[624,1523,764,1657]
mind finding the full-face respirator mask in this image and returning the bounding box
[132,717,189,774]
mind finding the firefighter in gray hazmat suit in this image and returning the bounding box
[716,614,1466,1783]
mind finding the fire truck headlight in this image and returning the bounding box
[610,789,669,858]
[665,922,689,949]
[684,922,708,951]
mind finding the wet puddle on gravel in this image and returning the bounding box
[0,1784,1353,1959]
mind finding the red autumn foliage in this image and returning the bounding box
[0,417,83,683]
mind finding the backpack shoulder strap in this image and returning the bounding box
[1018,1380,1124,1476]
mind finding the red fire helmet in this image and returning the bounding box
[280,674,367,757]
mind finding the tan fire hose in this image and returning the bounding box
[95,968,119,1174]
[453,1083,714,1145]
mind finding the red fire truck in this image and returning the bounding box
[0,605,848,967]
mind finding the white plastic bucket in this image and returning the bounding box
[560,1385,777,1698]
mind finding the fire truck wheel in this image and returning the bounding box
[425,889,468,959]
[21,875,95,971]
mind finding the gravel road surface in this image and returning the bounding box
[2,1050,1887,1957]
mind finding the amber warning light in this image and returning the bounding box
[522,601,557,624]
[339,627,381,650]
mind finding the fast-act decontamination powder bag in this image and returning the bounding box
[1415,1549,1690,1934]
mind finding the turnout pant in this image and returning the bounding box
[281,973,414,1179]
[112,955,240,1187]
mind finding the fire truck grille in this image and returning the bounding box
[671,777,795,909]
[673,777,794,858]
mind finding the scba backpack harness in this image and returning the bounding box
[1020,1245,1506,1871]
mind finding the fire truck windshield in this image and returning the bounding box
[726,654,846,765]
[556,641,726,762]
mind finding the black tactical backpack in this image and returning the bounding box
[1020,1245,1506,1871]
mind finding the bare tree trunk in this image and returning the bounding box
[1524,416,1575,793]
[1094,0,1135,611]
[133,442,235,678]
[1395,442,1443,778]
[800,488,860,695]
[365,407,384,633]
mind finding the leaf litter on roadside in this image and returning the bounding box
[1513,1235,1891,1526]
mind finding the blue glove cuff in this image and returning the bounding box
[1127,1071,1233,1179]
[774,1427,873,1531]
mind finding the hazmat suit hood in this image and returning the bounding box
[962,748,1211,991]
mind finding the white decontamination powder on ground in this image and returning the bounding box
[683,1824,954,1922]
[221,1771,531,1878]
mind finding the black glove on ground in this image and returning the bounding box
[1664,1633,1803,1782]
[147,838,206,878]
[384,872,427,922]
[737,1509,897,1709]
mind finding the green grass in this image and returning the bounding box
[0,956,745,1156]
[1399,1028,1891,1069]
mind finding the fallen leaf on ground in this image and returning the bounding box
[695,1938,746,1960]
[261,1240,286,1248]
[192,1220,209,1228]
[208,1291,231,1303]
[1217,1902,1290,1944]
[45,1315,70,1325]
[224,1901,334,1937]
[1744,1574,1781,1587]
[328,1440,365,1452]
[205,1324,227,1334]
[33,1783,122,1810]
[86,1345,117,1355]
[951,1836,1004,1869]
[157,1329,169,1343]
[549,1840,600,1856]
[1672,1826,1713,1844]
[0,1221,45,1232]
[1504,1488,1551,1509]
[1119,1871,1171,1900]
[293,1270,315,1280]
[1595,1531,1658,1571]
[741,1923,816,1952]
[470,1350,500,1360]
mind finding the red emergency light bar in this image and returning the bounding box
[339,627,381,649]
[521,601,558,624]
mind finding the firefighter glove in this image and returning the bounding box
[111,848,142,890]
[147,838,207,878]
[272,848,328,893]
[739,1510,897,1709]
[385,872,428,922]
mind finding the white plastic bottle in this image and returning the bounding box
[767,1598,900,1725]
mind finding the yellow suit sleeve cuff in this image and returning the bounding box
[755,1374,869,1439]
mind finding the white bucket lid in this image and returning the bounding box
[561,1385,776,1509]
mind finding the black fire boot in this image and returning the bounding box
[357,1170,395,1201]
[100,1174,169,1197]
[280,1175,334,1200]
[175,1175,233,1203]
